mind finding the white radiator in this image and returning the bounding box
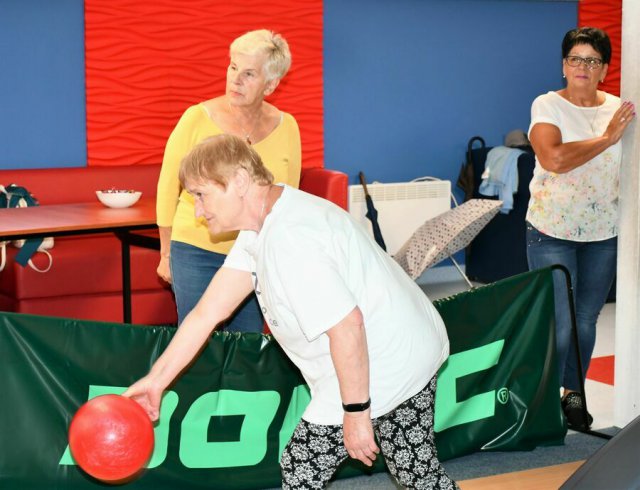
[348,180,451,255]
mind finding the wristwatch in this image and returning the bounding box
[342,398,371,412]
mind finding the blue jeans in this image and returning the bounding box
[526,223,617,391]
[169,240,263,332]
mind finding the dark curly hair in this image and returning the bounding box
[562,27,612,64]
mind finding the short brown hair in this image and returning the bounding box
[562,27,611,64]
[179,134,274,189]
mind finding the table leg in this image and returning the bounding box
[115,231,161,324]
[120,234,132,323]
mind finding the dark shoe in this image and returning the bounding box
[562,392,593,430]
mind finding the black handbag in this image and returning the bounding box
[456,136,485,202]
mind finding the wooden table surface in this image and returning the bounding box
[0,196,159,323]
[0,196,157,239]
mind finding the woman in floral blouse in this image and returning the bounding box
[526,27,635,430]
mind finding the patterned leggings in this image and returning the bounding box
[281,375,458,489]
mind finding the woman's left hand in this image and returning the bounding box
[343,410,380,466]
[604,101,636,144]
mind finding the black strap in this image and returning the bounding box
[466,136,486,163]
[342,398,371,412]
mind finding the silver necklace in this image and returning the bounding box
[260,186,271,224]
[582,103,600,136]
[569,93,601,136]
[228,102,261,145]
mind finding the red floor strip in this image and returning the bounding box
[586,355,614,385]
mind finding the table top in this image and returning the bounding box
[0,196,157,240]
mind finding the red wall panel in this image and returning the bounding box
[578,0,621,96]
[85,0,323,168]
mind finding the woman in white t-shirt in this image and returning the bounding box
[526,27,635,431]
[124,135,457,489]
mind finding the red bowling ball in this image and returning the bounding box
[68,394,154,482]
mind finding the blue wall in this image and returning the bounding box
[0,0,86,169]
[0,1,576,178]
[324,0,577,190]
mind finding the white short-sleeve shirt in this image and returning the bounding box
[225,186,449,425]
[526,91,621,241]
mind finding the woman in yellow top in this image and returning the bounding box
[156,29,301,330]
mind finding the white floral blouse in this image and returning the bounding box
[526,91,622,242]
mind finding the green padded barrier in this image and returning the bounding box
[0,267,564,489]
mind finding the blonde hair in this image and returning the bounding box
[230,29,292,81]
[179,134,274,189]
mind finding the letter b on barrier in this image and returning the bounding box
[59,385,178,469]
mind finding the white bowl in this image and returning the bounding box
[96,190,142,208]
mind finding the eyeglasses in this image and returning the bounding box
[565,55,603,70]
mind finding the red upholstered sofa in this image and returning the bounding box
[0,165,348,325]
